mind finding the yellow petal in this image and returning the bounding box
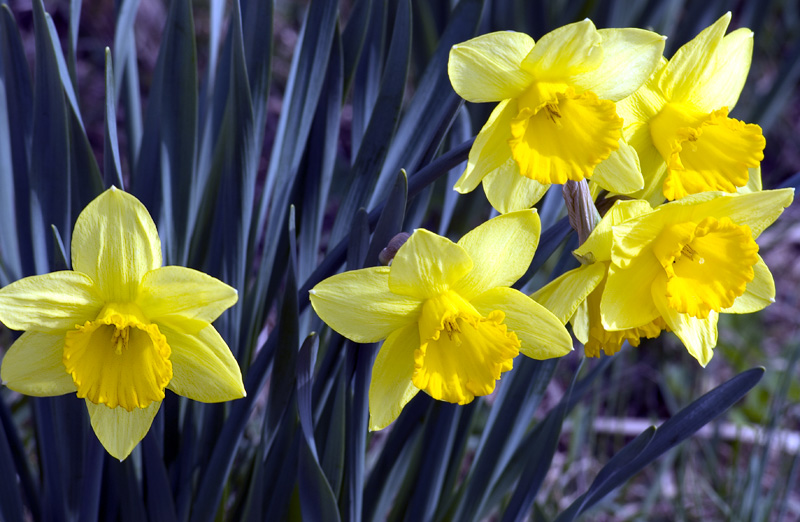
[615,59,668,126]
[470,286,573,360]
[389,230,473,300]
[448,31,535,103]
[64,303,172,411]
[161,325,245,402]
[687,28,754,112]
[0,271,102,332]
[137,266,238,334]
[623,121,669,204]
[72,187,162,302]
[455,100,516,194]
[575,199,652,263]
[585,277,667,357]
[571,299,590,343]
[659,13,730,103]
[532,263,606,324]
[368,322,420,430]
[454,210,540,299]
[309,267,421,343]
[414,292,519,404]
[508,89,622,184]
[737,166,762,194]
[576,28,666,102]
[724,256,774,313]
[522,20,603,79]
[0,331,75,396]
[481,159,549,213]
[591,139,644,195]
[652,274,718,366]
[601,258,662,330]
[86,399,160,461]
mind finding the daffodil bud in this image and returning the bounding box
[563,180,601,245]
[379,232,411,266]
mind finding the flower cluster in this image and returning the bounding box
[0,13,792,446]
[308,12,792,430]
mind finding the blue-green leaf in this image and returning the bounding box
[555,367,765,522]
[104,48,124,190]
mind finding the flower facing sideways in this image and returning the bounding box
[601,189,793,365]
[309,211,572,430]
[534,199,667,357]
[448,21,665,213]
[616,13,765,203]
[0,188,246,460]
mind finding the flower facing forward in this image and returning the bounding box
[534,199,667,357]
[616,13,765,203]
[601,189,793,365]
[448,21,665,213]
[0,188,245,460]
[309,211,572,429]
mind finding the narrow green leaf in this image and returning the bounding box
[0,396,40,520]
[254,0,338,231]
[369,0,483,206]
[340,0,372,95]
[0,404,25,522]
[556,367,765,521]
[350,0,384,156]
[364,169,408,267]
[67,0,80,85]
[134,0,197,264]
[142,432,178,522]
[451,358,559,521]
[0,6,33,281]
[77,437,104,522]
[50,225,69,270]
[32,399,69,519]
[114,0,143,173]
[297,334,341,522]
[406,404,461,522]
[330,0,411,244]
[320,365,347,496]
[30,0,70,274]
[298,27,343,284]
[112,0,141,99]
[501,364,579,522]
[104,48,124,190]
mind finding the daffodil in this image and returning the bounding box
[448,21,665,213]
[0,188,245,460]
[601,189,793,365]
[534,199,667,357]
[309,211,572,429]
[616,13,765,203]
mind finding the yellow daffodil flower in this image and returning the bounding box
[0,188,245,460]
[601,189,793,366]
[448,21,665,213]
[616,13,765,203]
[534,199,667,357]
[309,211,572,429]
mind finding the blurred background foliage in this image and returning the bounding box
[0,0,798,520]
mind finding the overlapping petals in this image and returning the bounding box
[449,21,665,213]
